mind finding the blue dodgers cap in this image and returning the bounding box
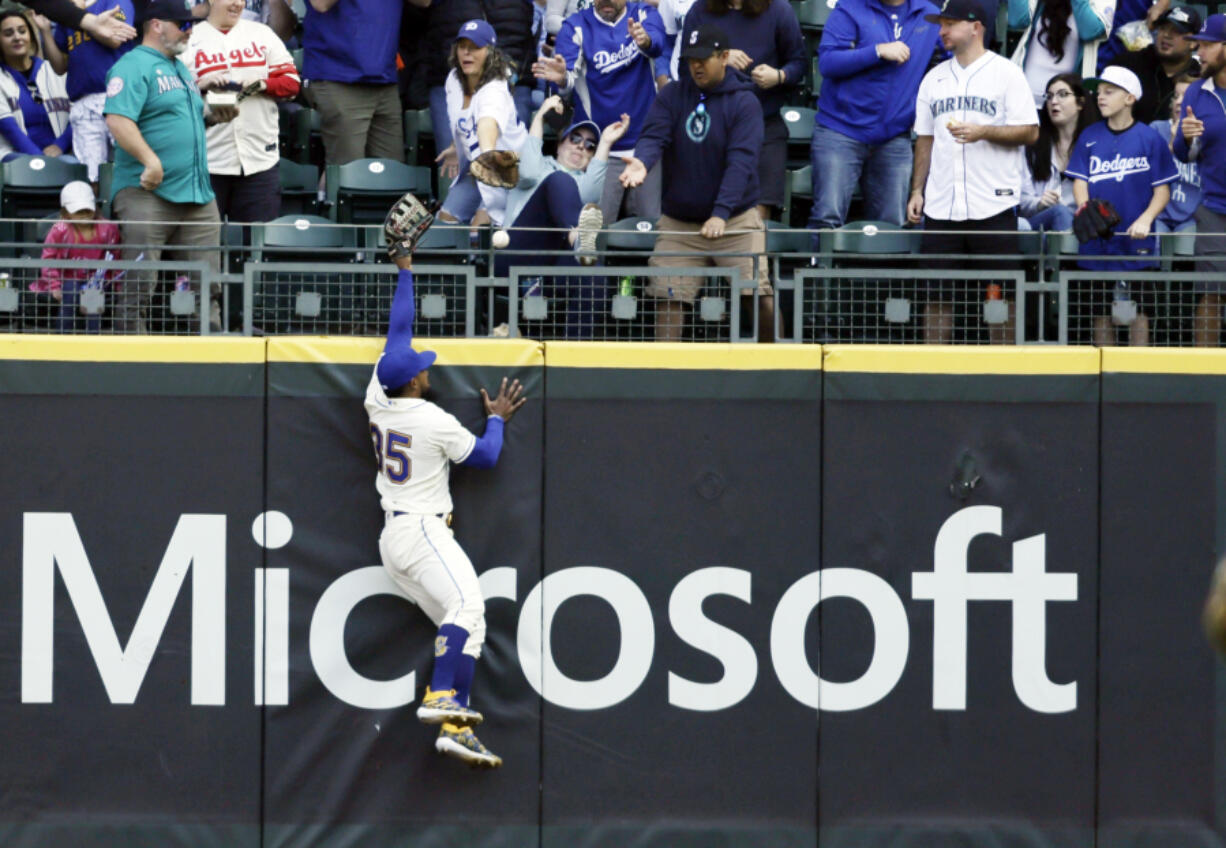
[924,0,988,24]
[377,347,437,392]
[1188,13,1226,42]
[454,19,497,47]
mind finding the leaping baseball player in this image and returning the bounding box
[366,193,527,769]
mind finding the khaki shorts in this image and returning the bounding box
[646,209,772,304]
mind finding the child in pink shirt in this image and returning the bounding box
[30,181,121,331]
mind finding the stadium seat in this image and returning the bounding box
[253,214,357,259]
[830,220,918,255]
[794,0,835,30]
[598,216,658,258]
[0,155,90,250]
[781,105,816,167]
[780,164,813,226]
[403,108,433,167]
[251,214,364,334]
[326,158,432,224]
[279,159,320,216]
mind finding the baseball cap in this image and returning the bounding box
[1086,65,1143,99]
[1155,5,1203,34]
[454,19,497,47]
[377,347,437,393]
[60,181,95,214]
[1188,12,1226,42]
[924,0,988,24]
[138,0,196,23]
[679,23,730,59]
[562,119,600,140]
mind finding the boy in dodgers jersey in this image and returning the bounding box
[1066,65,1177,345]
[367,193,527,769]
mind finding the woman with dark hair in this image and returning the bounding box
[1019,72,1095,231]
[1009,0,1113,107]
[0,7,72,160]
[436,19,529,228]
[681,0,805,220]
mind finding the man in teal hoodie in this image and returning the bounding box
[620,23,771,341]
[809,0,940,229]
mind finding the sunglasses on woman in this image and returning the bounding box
[566,132,597,151]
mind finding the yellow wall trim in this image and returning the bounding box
[824,345,1101,375]
[0,334,265,363]
[544,342,823,370]
[267,337,544,367]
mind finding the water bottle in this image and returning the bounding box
[0,272,10,288]
[175,275,191,292]
[1113,280,1128,303]
[1111,279,1136,326]
[618,275,635,297]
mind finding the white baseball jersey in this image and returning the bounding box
[656,0,698,80]
[365,366,477,515]
[445,71,529,226]
[914,50,1039,221]
[185,19,299,176]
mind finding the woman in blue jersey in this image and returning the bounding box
[0,8,72,161]
[435,19,529,229]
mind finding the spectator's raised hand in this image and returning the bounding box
[619,155,647,187]
[628,16,651,49]
[80,7,136,48]
[726,48,752,70]
[532,53,568,85]
[530,94,565,137]
[876,41,910,63]
[1182,107,1204,143]
[435,144,459,179]
[600,113,630,149]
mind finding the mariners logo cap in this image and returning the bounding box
[1086,65,1143,99]
[680,23,730,59]
[1156,5,1203,34]
[454,19,497,47]
[1188,12,1226,42]
[137,0,196,23]
[924,0,988,24]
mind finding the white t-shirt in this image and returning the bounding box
[445,70,529,226]
[364,365,477,515]
[914,51,1040,222]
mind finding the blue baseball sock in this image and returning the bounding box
[453,653,476,706]
[429,624,469,694]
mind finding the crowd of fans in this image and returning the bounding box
[2,0,1225,342]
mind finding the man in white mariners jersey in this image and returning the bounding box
[367,193,527,769]
[907,0,1039,343]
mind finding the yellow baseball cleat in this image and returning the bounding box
[436,722,503,769]
[416,688,483,726]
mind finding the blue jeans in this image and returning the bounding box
[808,125,911,229]
[429,84,535,158]
[1024,203,1074,232]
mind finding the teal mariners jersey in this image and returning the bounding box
[103,46,214,205]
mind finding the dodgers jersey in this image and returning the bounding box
[558,3,666,153]
[365,366,477,515]
[1065,119,1178,270]
[914,50,1038,221]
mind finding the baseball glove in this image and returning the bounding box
[1072,198,1122,245]
[383,192,435,259]
[470,150,520,189]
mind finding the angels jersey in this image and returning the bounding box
[914,50,1038,221]
[365,367,477,515]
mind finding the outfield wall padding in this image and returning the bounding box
[0,339,1222,848]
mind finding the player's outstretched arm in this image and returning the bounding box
[461,379,527,469]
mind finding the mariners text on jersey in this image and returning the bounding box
[929,95,998,119]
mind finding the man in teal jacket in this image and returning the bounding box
[104,0,235,333]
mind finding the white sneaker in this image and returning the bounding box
[576,203,602,266]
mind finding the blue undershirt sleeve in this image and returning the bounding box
[460,416,505,468]
[0,117,42,155]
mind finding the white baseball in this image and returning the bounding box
[492,230,510,249]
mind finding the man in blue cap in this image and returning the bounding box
[367,192,527,768]
[1173,13,1226,344]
